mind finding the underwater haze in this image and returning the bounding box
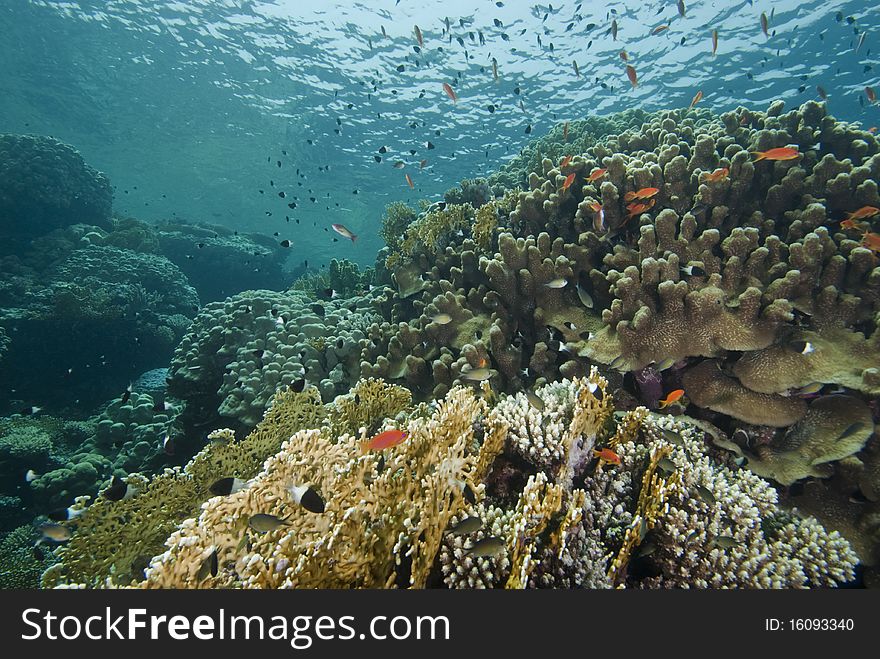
[1,0,879,592]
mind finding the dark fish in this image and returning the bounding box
[449,516,483,536]
[290,378,307,393]
[280,239,291,248]
[466,536,505,557]
[694,485,715,505]
[289,484,326,513]
[209,477,247,496]
[196,548,218,581]
[839,422,867,441]
[103,475,131,502]
[121,383,133,405]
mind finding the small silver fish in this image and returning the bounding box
[39,523,71,543]
[466,536,506,557]
[525,390,545,412]
[461,367,492,381]
[576,284,594,308]
[431,313,453,325]
[797,382,823,395]
[449,516,483,536]
[661,429,684,446]
[544,278,568,289]
[658,457,676,474]
[248,513,290,533]
[711,535,739,549]
[695,485,716,505]
[25,469,39,483]
[609,355,627,371]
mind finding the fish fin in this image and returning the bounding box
[350,234,358,242]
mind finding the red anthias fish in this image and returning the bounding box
[362,429,409,453]
[331,223,357,242]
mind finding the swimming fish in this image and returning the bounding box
[862,232,880,253]
[594,447,621,465]
[711,28,718,55]
[652,25,669,35]
[625,65,637,88]
[331,223,357,242]
[694,485,716,505]
[845,206,879,221]
[817,85,827,100]
[414,25,423,48]
[658,389,685,409]
[209,477,247,496]
[248,514,290,533]
[431,313,453,325]
[25,469,39,483]
[611,19,618,41]
[619,50,628,61]
[702,167,728,182]
[760,12,769,37]
[573,60,580,77]
[867,87,877,104]
[591,205,606,233]
[681,263,707,277]
[362,429,409,452]
[492,58,499,81]
[443,82,457,103]
[466,536,506,557]
[561,172,576,191]
[461,367,492,382]
[405,173,415,188]
[103,475,135,502]
[625,187,660,201]
[560,155,572,169]
[677,0,685,17]
[39,522,71,543]
[751,147,799,161]
[525,390,545,411]
[689,90,703,109]
[544,278,568,289]
[197,548,218,581]
[449,516,483,536]
[288,484,325,513]
[576,284,594,308]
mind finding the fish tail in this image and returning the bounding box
[751,152,765,161]
[350,234,358,242]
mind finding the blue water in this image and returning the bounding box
[1,0,876,267]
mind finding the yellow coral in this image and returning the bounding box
[139,386,491,589]
[505,472,564,589]
[472,202,499,252]
[324,377,413,438]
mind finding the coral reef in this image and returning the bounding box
[43,374,857,590]
[0,134,112,237]
[167,289,381,432]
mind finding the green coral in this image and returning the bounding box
[0,525,55,589]
[400,203,474,257]
[380,201,418,254]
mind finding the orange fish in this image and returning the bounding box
[658,389,685,409]
[626,65,637,88]
[846,206,879,221]
[590,204,606,233]
[625,187,659,201]
[362,429,409,453]
[594,448,621,465]
[405,173,415,188]
[689,90,703,109]
[561,172,576,191]
[760,12,769,38]
[652,24,669,35]
[869,127,878,134]
[587,168,607,182]
[626,198,656,218]
[560,155,572,168]
[619,50,628,61]
[711,28,718,55]
[443,82,457,103]
[862,232,880,253]
[866,87,876,104]
[751,147,799,161]
[840,218,869,232]
[702,167,729,182]
[563,120,569,142]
